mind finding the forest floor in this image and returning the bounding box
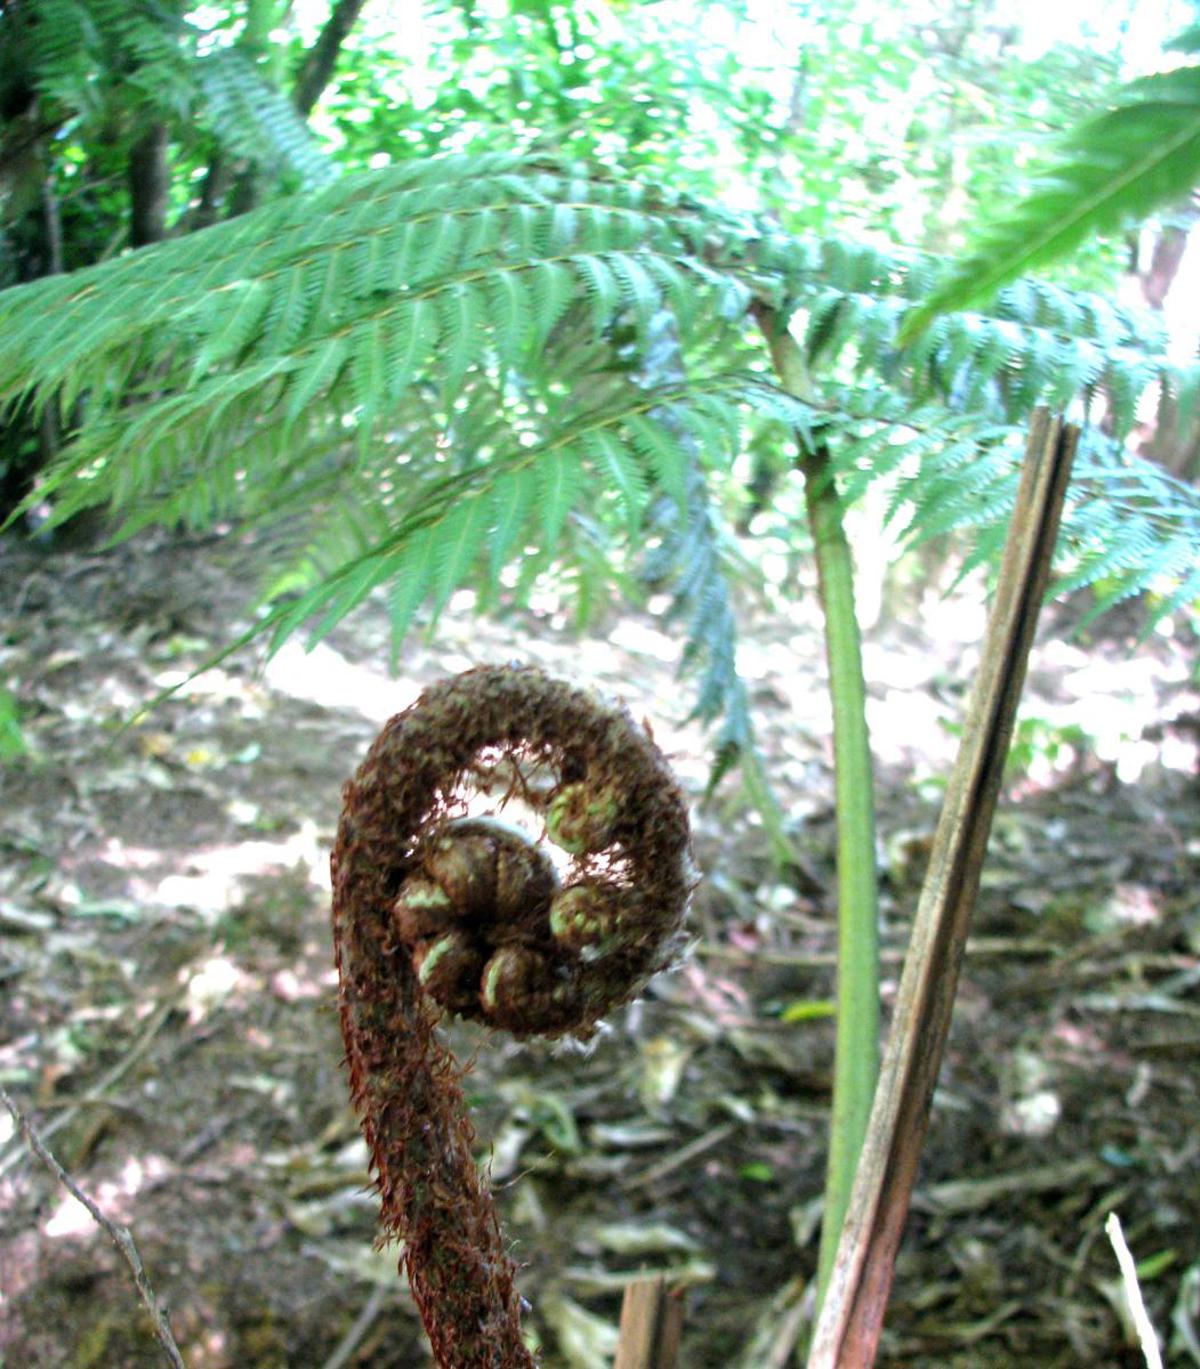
[1,528,1197,1369]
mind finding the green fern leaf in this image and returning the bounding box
[625,412,689,505]
[608,253,664,330]
[488,464,537,576]
[462,206,504,262]
[264,259,316,353]
[285,336,350,425]
[349,319,388,448]
[416,212,467,284]
[575,255,622,332]
[582,428,649,527]
[901,56,1200,340]
[438,283,485,394]
[196,48,334,188]
[191,279,271,376]
[536,447,583,546]
[487,271,533,365]
[387,532,436,670]
[428,494,489,619]
[381,297,441,398]
[527,260,575,348]
[267,545,399,653]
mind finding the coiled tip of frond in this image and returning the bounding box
[330,665,691,1367]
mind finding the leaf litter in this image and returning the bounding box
[0,528,1197,1367]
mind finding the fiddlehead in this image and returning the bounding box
[330,666,691,1367]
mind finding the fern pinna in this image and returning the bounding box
[1,151,1197,742]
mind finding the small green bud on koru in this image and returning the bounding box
[331,667,691,1369]
[393,816,572,1031]
[545,781,620,854]
[549,883,626,955]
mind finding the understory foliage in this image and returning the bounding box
[1,151,1198,773]
[0,0,330,277]
[28,0,331,188]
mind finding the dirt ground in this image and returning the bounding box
[1,528,1197,1368]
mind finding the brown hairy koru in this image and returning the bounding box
[331,666,691,1368]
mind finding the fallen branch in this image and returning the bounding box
[0,1084,186,1369]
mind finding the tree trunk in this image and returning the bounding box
[1131,208,1199,479]
[189,148,233,230]
[0,168,65,520]
[294,0,368,115]
[129,122,171,246]
[1138,222,1190,310]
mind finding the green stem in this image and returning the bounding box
[754,305,880,1304]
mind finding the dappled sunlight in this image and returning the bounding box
[150,663,269,714]
[863,638,965,773]
[851,585,1200,785]
[1033,637,1199,783]
[98,822,327,918]
[1090,883,1163,931]
[262,638,429,722]
[260,612,719,792]
[183,954,256,1022]
[43,1154,170,1241]
[268,967,326,1003]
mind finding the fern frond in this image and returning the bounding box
[2,146,1194,715]
[823,405,1200,624]
[196,48,334,188]
[1061,435,1200,617]
[761,232,1179,438]
[900,50,1200,339]
[26,0,192,119]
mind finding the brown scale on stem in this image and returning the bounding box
[330,666,691,1367]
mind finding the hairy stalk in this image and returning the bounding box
[753,305,881,1303]
[331,666,691,1367]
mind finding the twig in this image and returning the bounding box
[0,997,177,1180]
[912,1157,1104,1214]
[319,1283,389,1369]
[1106,1212,1164,1369]
[614,1276,684,1369]
[0,1084,186,1369]
[624,1123,736,1192]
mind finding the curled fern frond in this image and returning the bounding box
[332,666,690,1367]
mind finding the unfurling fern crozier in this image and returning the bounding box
[331,666,691,1368]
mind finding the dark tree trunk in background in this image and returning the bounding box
[227,164,263,218]
[293,0,368,115]
[1133,204,1199,481]
[1,0,173,526]
[34,180,63,473]
[188,149,233,230]
[1138,223,1190,311]
[217,0,366,221]
[0,170,64,521]
[129,123,171,246]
